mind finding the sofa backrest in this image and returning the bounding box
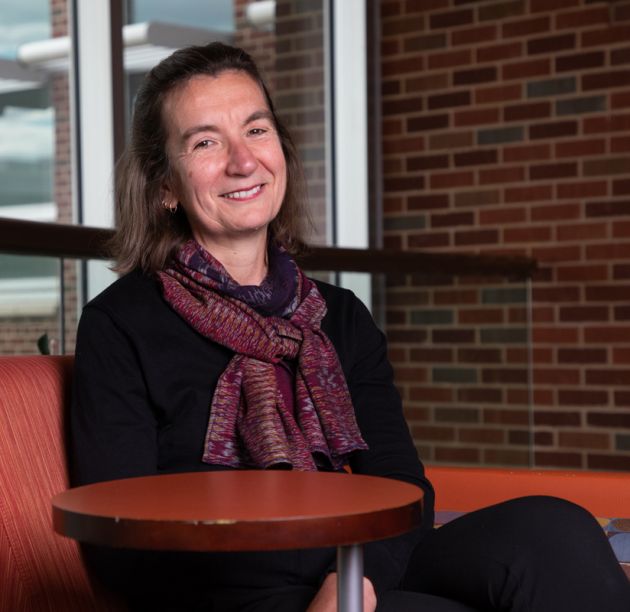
[0,355,121,611]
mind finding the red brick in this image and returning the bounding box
[409,348,453,363]
[585,285,630,302]
[584,325,630,342]
[458,387,504,404]
[531,202,580,222]
[408,194,449,210]
[503,226,552,243]
[479,166,525,184]
[427,48,473,70]
[434,289,478,305]
[559,431,610,450]
[477,41,523,64]
[611,91,630,110]
[502,16,550,39]
[615,391,630,406]
[453,107,500,127]
[427,91,471,110]
[508,388,554,405]
[529,120,577,140]
[503,143,550,163]
[582,25,630,48]
[479,206,527,225]
[556,50,605,72]
[459,428,504,444]
[507,346,553,363]
[532,244,581,263]
[454,189,500,207]
[555,6,609,29]
[509,430,554,446]
[584,113,630,135]
[454,228,499,246]
[429,131,475,150]
[406,73,450,92]
[429,8,474,29]
[610,136,630,153]
[556,264,608,283]
[530,162,577,181]
[615,305,630,320]
[407,154,450,171]
[407,113,450,132]
[430,211,474,228]
[557,222,607,241]
[408,232,450,248]
[586,369,630,386]
[382,14,426,37]
[532,326,579,343]
[588,412,630,428]
[558,348,608,364]
[614,263,630,280]
[475,83,522,105]
[556,180,607,199]
[533,367,580,385]
[555,138,606,159]
[505,184,552,202]
[484,408,530,425]
[504,101,550,122]
[613,178,630,195]
[527,33,575,55]
[587,242,630,261]
[502,58,551,80]
[484,448,530,466]
[430,170,475,190]
[452,24,497,46]
[534,451,583,469]
[383,135,425,155]
[411,425,455,441]
[588,454,630,471]
[383,55,427,77]
[435,447,480,463]
[457,347,503,362]
[409,385,453,402]
[384,175,425,192]
[583,70,630,91]
[535,409,582,425]
[530,306,555,324]
[530,0,579,11]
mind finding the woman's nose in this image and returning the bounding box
[226,139,257,176]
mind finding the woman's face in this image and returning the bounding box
[162,71,287,251]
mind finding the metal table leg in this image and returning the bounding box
[337,544,364,612]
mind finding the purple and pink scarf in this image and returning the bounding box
[158,240,367,471]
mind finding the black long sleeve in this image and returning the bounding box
[71,270,434,603]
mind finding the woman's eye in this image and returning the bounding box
[194,139,212,150]
[249,128,267,136]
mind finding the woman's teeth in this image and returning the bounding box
[223,185,262,199]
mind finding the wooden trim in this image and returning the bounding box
[0,218,537,278]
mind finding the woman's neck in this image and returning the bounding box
[195,233,269,286]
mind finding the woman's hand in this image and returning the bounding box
[306,573,377,612]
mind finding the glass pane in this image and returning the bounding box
[0,253,61,355]
[0,0,56,224]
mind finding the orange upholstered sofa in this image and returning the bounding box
[0,356,122,611]
[1,355,629,611]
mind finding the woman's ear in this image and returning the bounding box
[161,185,179,213]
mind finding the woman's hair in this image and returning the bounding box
[110,42,310,274]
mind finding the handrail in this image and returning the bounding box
[0,218,537,278]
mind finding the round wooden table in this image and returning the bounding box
[53,470,423,611]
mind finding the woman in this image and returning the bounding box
[71,42,630,612]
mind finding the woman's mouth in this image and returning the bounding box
[221,184,263,200]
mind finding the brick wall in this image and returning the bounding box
[381,0,630,470]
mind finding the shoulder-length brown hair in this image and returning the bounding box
[110,42,310,275]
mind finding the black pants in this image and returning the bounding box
[233,496,630,612]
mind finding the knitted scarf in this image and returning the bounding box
[158,240,368,471]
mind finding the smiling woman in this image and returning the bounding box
[161,72,287,285]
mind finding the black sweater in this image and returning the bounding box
[71,270,434,608]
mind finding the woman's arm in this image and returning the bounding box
[71,304,159,486]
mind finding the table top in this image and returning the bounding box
[52,470,423,552]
